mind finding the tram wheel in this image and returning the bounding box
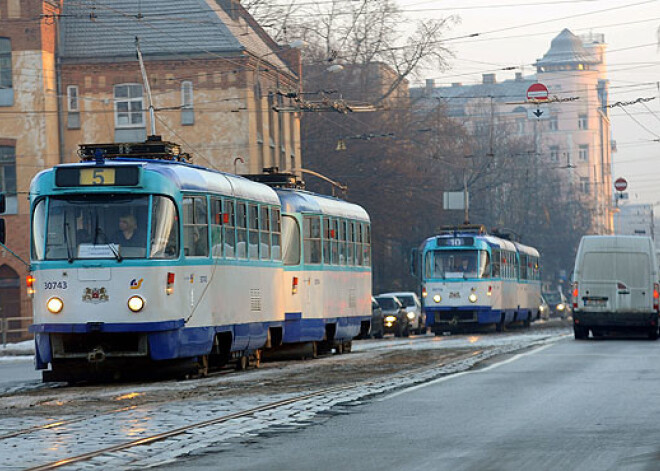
[495,315,505,332]
[236,355,249,371]
[335,342,344,355]
[573,326,588,340]
[648,327,658,341]
[198,355,209,377]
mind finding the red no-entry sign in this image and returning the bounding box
[527,83,549,102]
[614,178,627,192]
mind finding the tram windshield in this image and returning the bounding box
[32,195,179,261]
[425,250,490,279]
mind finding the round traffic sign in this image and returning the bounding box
[526,83,549,102]
[614,177,627,192]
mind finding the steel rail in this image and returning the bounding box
[24,382,371,471]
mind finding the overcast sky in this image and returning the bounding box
[399,0,660,206]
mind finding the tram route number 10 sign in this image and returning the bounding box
[437,237,474,247]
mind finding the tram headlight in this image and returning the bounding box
[385,315,397,323]
[468,293,478,303]
[406,311,415,320]
[557,303,565,312]
[46,297,63,314]
[127,295,145,313]
[433,294,441,303]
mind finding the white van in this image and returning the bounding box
[572,235,659,339]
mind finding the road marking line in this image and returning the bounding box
[379,343,555,401]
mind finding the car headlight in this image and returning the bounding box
[385,315,397,323]
[557,303,565,311]
[468,293,478,303]
[127,295,145,313]
[406,311,415,320]
[47,297,63,314]
[433,294,441,303]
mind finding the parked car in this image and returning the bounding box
[572,235,659,340]
[370,297,384,339]
[373,295,410,337]
[381,291,426,334]
[538,296,550,320]
[543,290,570,318]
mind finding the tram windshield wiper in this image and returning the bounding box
[93,216,122,262]
[64,221,74,263]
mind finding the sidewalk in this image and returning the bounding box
[0,340,34,357]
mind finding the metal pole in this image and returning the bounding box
[136,37,156,136]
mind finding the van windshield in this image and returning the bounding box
[582,252,650,288]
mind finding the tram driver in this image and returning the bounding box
[112,214,145,247]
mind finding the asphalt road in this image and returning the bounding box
[162,336,660,471]
[0,358,40,386]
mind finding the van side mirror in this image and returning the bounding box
[410,248,419,279]
[0,194,5,214]
[0,219,5,245]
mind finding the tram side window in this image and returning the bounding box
[323,218,331,264]
[210,198,223,258]
[150,196,179,259]
[492,250,501,278]
[282,215,300,265]
[260,206,271,260]
[248,204,259,260]
[32,199,46,261]
[183,196,208,257]
[519,254,528,280]
[303,215,321,264]
[347,221,354,266]
[363,223,371,266]
[331,219,339,265]
[224,200,236,258]
[355,222,363,266]
[480,251,491,278]
[236,202,247,259]
[271,208,281,261]
[338,220,346,265]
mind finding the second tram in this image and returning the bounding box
[413,225,541,334]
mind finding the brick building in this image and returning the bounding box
[0,0,302,337]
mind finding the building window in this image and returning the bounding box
[579,177,590,194]
[114,84,144,128]
[549,116,558,131]
[181,81,194,126]
[0,38,13,107]
[579,144,589,161]
[578,114,588,130]
[67,85,80,129]
[549,146,559,162]
[0,146,16,197]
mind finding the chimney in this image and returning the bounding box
[482,73,496,84]
[515,72,522,81]
[425,79,435,96]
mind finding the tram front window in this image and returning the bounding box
[426,250,490,279]
[40,195,150,260]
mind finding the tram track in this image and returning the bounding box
[15,331,568,471]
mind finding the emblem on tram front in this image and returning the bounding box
[82,287,109,303]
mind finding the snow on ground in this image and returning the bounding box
[0,340,34,358]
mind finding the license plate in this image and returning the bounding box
[585,299,607,307]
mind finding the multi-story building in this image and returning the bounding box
[613,204,654,238]
[0,0,302,337]
[411,28,613,234]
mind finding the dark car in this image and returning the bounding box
[543,291,570,318]
[373,295,410,337]
[370,297,384,338]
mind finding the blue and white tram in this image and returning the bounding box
[414,226,541,334]
[28,139,371,381]
[276,188,372,353]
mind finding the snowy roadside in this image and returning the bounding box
[0,340,33,359]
